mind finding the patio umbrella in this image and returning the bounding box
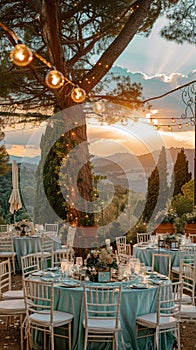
[9,160,22,223]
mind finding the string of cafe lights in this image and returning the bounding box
[2,108,192,133]
[0,22,86,103]
[0,22,194,133]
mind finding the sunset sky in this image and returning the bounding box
[3,16,196,158]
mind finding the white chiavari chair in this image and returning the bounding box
[0,259,23,300]
[136,281,183,350]
[137,232,152,244]
[23,278,73,350]
[83,284,125,350]
[0,234,17,274]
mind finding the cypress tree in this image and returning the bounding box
[173,148,191,196]
[142,146,169,223]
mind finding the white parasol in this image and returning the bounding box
[9,160,22,222]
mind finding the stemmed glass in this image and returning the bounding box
[76,257,83,269]
[61,259,69,281]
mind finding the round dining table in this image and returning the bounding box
[13,236,62,270]
[32,274,175,350]
[133,243,180,271]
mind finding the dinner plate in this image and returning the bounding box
[31,271,44,276]
[60,282,80,288]
[41,276,56,282]
[131,284,148,289]
[47,267,58,271]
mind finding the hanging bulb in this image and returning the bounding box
[121,118,128,126]
[10,44,33,67]
[172,117,176,123]
[178,124,182,129]
[71,87,86,103]
[45,70,65,89]
[168,125,172,131]
[93,101,105,114]
[185,122,189,127]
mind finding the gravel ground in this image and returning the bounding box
[0,273,195,350]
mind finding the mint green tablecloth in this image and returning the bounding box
[13,236,61,270]
[133,244,180,272]
[32,280,174,350]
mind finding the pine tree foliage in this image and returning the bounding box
[173,148,192,196]
[0,131,9,176]
[142,146,169,222]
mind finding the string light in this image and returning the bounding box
[10,44,33,67]
[45,70,65,89]
[178,124,182,129]
[172,118,176,123]
[93,101,105,114]
[0,21,86,103]
[168,125,172,131]
[71,87,86,103]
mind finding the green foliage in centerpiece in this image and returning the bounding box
[86,247,118,271]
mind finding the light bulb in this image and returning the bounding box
[71,87,86,103]
[45,70,65,89]
[10,44,33,67]
[93,101,105,114]
[121,118,128,126]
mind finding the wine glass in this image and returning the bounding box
[76,257,83,270]
[61,259,69,280]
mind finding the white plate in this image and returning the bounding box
[131,284,148,289]
[31,271,43,276]
[60,282,80,288]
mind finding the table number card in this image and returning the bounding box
[98,271,110,282]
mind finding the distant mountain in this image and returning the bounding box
[92,147,194,193]
[8,155,41,165]
[8,147,194,194]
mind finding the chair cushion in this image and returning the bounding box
[3,289,24,300]
[172,266,180,274]
[0,252,16,257]
[137,312,177,329]
[83,318,121,331]
[30,310,73,327]
[180,304,196,318]
[0,299,25,313]
[181,293,192,304]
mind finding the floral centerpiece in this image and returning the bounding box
[14,219,32,236]
[86,247,118,281]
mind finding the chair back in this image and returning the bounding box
[157,281,183,325]
[53,250,70,267]
[0,224,8,234]
[45,223,59,233]
[21,253,40,278]
[180,262,196,305]
[116,242,130,256]
[41,234,54,252]
[152,253,172,278]
[83,285,121,329]
[23,278,53,321]
[0,259,11,299]
[0,234,14,253]
[137,232,151,244]
[179,245,195,264]
[116,236,126,245]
